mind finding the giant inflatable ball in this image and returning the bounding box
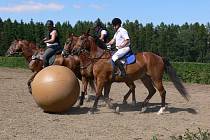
[31,65,80,113]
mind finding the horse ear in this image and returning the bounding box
[11,33,17,40]
[86,28,90,35]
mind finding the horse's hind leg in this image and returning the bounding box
[123,81,136,106]
[152,79,166,114]
[140,75,156,112]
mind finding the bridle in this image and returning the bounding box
[72,38,111,69]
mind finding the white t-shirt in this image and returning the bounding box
[101,29,107,36]
[113,27,130,48]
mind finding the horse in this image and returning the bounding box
[72,38,136,109]
[72,34,190,114]
[63,34,96,106]
[6,37,81,94]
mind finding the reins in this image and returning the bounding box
[77,48,111,69]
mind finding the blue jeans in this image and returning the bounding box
[43,45,61,67]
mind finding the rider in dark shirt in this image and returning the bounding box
[42,20,61,67]
[93,21,109,50]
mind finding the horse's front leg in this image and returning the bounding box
[78,77,88,107]
[89,78,104,114]
[123,82,136,106]
[27,72,38,94]
[103,82,114,109]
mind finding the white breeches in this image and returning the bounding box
[112,47,130,62]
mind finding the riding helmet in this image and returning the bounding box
[112,18,122,26]
[46,20,54,27]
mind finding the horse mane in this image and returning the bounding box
[87,35,105,58]
[22,40,37,49]
[16,39,39,60]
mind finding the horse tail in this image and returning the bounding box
[162,57,190,101]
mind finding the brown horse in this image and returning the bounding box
[72,37,136,108]
[72,34,190,114]
[63,34,96,106]
[6,38,81,94]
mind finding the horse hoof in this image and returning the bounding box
[28,89,32,94]
[88,110,94,115]
[157,107,166,115]
[122,100,127,105]
[115,106,120,114]
[107,102,114,109]
[131,101,136,106]
[76,104,81,108]
[85,95,91,102]
[140,107,147,113]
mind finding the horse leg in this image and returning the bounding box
[152,79,166,115]
[103,82,114,109]
[140,75,156,112]
[78,77,88,107]
[123,81,136,106]
[27,72,38,94]
[89,78,104,114]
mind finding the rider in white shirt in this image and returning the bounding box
[106,18,130,78]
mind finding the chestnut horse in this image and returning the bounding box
[63,34,96,106]
[72,34,190,114]
[6,37,81,94]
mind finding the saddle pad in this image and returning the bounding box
[125,53,136,64]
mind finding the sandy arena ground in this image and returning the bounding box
[0,67,210,140]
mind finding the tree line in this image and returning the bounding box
[0,18,210,62]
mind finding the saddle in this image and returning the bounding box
[111,50,136,66]
[119,51,136,65]
[111,50,136,77]
[32,48,62,65]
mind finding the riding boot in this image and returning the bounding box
[111,63,117,80]
[115,60,126,78]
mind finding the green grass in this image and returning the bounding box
[1,57,210,84]
[170,62,210,84]
[0,56,27,68]
[152,128,210,140]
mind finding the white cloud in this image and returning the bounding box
[0,1,64,13]
[72,4,82,9]
[89,4,103,10]
[72,3,104,10]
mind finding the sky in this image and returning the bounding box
[1,0,210,26]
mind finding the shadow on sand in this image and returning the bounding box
[113,102,197,114]
[44,95,197,115]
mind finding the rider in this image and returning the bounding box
[106,18,131,78]
[42,20,61,67]
[93,20,109,49]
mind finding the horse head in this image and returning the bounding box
[6,40,23,56]
[72,34,95,55]
[63,33,79,56]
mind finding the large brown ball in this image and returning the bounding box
[31,65,80,113]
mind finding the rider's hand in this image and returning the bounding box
[62,49,69,58]
[107,45,111,50]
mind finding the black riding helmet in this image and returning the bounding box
[112,18,122,26]
[46,20,54,27]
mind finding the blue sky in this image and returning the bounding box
[1,0,210,26]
